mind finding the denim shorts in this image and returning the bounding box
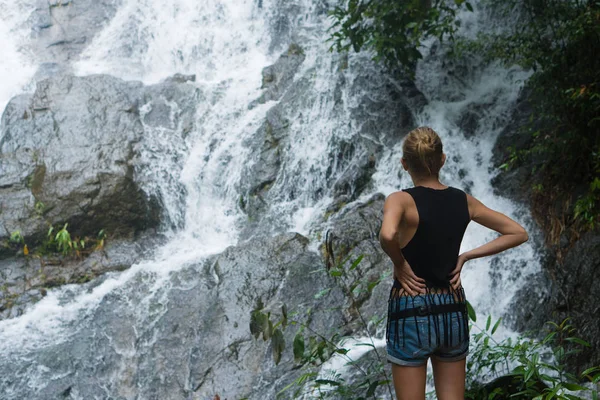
[386,292,469,367]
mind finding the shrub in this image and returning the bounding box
[251,255,600,399]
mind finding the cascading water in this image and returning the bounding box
[0,0,540,398]
[0,0,38,112]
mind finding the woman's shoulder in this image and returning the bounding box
[383,190,413,208]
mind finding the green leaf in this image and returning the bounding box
[281,304,288,328]
[249,310,267,339]
[366,380,379,396]
[272,328,285,365]
[355,342,376,348]
[565,337,591,347]
[330,269,343,277]
[465,2,474,12]
[486,315,491,331]
[466,300,476,322]
[562,383,588,391]
[492,317,502,334]
[582,366,600,376]
[293,333,305,363]
[367,280,379,292]
[349,254,364,270]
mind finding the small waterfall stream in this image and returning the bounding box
[0,0,540,398]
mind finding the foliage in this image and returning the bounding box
[250,252,393,399]
[327,0,473,75]
[466,312,600,399]
[9,224,107,259]
[9,230,24,245]
[462,0,600,233]
[251,255,600,399]
[42,224,107,258]
[328,0,600,233]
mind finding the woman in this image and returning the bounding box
[379,126,529,400]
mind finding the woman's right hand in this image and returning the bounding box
[394,260,427,296]
[449,253,469,290]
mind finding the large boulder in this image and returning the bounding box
[250,43,307,107]
[0,73,200,256]
[506,231,600,371]
[320,193,392,334]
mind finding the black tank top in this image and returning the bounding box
[400,185,471,288]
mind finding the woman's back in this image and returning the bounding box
[398,185,470,288]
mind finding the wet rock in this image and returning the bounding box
[326,193,392,327]
[250,43,306,107]
[490,85,537,204]
[238,46,420,237]
[0,74,200,252]
[0,232,347,400]
[507,232,600,371]
[492,85,600,371]
[27,0,123,63]
[0,232,164,320]
[331,140,379,201]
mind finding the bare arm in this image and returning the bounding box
[379,192,426,295]
[450,193,529,289]
[462,193,529,261]
[379,192,406,267]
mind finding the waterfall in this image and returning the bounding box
[0,0,540,398]
[0,0,38,112]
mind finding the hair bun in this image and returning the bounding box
[402,127,444,177]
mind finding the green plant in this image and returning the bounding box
[34,201,45,216]
[251,254,600,399]
[327,0,474,75]
[465,314,600,399]
[38,224,106,258]
[573,177,600,230]
[9,231,24,245]
[250,252,393,399]
[54,223,74,255]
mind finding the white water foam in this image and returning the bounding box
[0,1,37,114]
[0,0,275,354]
[0,0,542,397]
[310,3,539,397]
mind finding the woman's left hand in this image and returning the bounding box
[449,253,469,290]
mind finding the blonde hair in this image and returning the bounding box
[402,126,444,177]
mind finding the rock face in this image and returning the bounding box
[322,193,393,334]
[27,0,122,63]
[250,43,307,107]
[238,45,422,237]
[0,233,164,320]
[0,73,200,255]
[0,189,394,399]
[0,233,343,399]
[492,86,600,371]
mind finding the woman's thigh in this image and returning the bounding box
[430,357,466,400]
[391,362,427,400]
